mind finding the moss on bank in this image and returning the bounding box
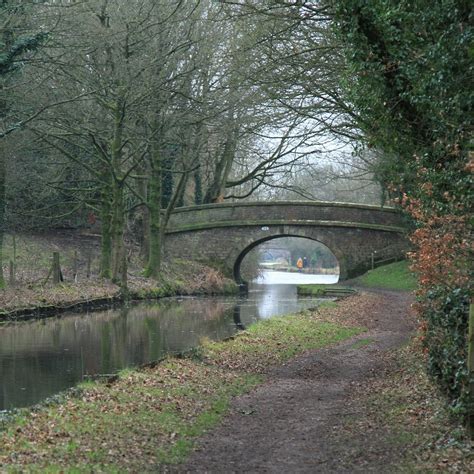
[0,303,363,472]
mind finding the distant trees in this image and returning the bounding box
[0,1,48,287]
[215,1,384,205]
[248,150,383,205]
[0,0,392,286]
[24,0,220,279]
[0,0,358,282]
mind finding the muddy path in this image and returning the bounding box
[178,289,415,473]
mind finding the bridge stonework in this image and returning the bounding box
[164,201,409,282]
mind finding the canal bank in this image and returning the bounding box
[1,287,472,471]
[0,294,363,470]
[182,289,473,473]
[0,278,337,411]
[0,259,238,322]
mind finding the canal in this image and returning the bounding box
[0,271,338,411]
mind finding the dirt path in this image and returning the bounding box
[179,289,415,473]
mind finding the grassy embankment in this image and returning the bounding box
[297,260,417,298]
[356,259,417,291]
[0,233,238,320]
[0,303,363,471]
[2,254,471,470]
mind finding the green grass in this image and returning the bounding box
[202,308,364,374]
[358,260,417,291]
[0,305,363,472]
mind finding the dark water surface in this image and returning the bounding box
[0,274,335,411]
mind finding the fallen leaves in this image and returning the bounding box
[0,300,363,471]
[0,358,256,471]
[340,342,474,472]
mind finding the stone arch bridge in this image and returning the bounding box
[164,201,409,283]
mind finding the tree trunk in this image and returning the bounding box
[109,94,126,283]
[176,172,188,207]
[161,149,174,208]
[0,150,5,288]
[194,169,203,205]
[145,145,162,279]
[136,162,150,261]
[99,180,113,279]
[110,180,125,283]
[52,252,62,284]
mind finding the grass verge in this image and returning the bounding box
[336,340,474,471]
[0,304,363,472]
[357,260,417,291]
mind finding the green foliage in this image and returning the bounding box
[422,286,470,411]
[0,1,48,77]
[333,0,472,203]
[333,0,473,416]
[358,260,416,291]
[0,33,47,75]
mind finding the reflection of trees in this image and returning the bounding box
[233,305,246,331]
[0,299,240,410]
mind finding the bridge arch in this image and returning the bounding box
[233,233,343,284]
[164,201,409,282]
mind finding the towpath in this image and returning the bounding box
[179,289,414,473]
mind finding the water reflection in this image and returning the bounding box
[0,273,331,410]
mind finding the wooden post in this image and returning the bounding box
[73,250,78,282]
[120,253,128,299]
[86,254,92,279]
[9,260,15,286]
[52,252,62,284]
[468,302,474,440]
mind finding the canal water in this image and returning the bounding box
[0,271,338,411]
